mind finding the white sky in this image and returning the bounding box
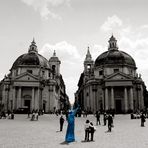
[0,0,148,103]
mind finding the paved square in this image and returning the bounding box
[0,114,148,148]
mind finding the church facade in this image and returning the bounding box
[75,36,147,113]
[0,40,70,113]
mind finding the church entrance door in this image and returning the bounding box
[115,100,122,114]
[24,100,31,111]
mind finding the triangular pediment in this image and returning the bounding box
[15,72,39,81]
[105,72,133,80]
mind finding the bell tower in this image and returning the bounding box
[49,50,61,77]
[84,47,94,79]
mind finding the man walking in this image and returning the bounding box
[60,115,65,131]
[107,114,113,132]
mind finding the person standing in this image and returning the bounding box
[95,111,101,125]
[35,110,39,121]
[103,112,107,126]
[65,106,79,143]
[107,114,113,132]
[60,115,65,131]
[140,112,146,127]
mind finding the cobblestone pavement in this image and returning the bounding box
[0,114,148,148]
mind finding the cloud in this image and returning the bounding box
[140,25,148,29]
[40,41,81,60]
[21,0,71,20]
[100,15,123,32]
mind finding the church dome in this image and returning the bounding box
[11,40,50,69]
[94,36,136,68]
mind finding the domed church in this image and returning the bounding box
[75,35,147,113]
[0,39,70,113]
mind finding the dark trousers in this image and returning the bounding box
[90,132,94,141]
[108,124,112,132]
[60,123,64,131]
[96,119,101,125]
[141,121,144,127]
[85,129,89,141]
[104,119,106,125]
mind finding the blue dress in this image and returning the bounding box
[65,108,78,142]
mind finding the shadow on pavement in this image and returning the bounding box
[60,141,69,145]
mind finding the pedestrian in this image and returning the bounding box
[107,114,113,132]
[60,115,65,131]
[140,112,146,127]
[84,119,90,141]
[31,111,35,121]
[103,112,107,126]
[11,112,14,119]
[35,111,39,121]
[65,105,79,143]
[89,122,96,141]
[27,110,31,118]
[95,111,101,125]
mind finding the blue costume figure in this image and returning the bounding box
[65,106,79,143]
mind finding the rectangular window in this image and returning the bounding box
[48,72,51,78]
[114,69,119,73]
[99,70,103,75]
[42,71,45,76]
[27,70,32,74]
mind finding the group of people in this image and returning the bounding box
[95,111,114,132]
[0,110,14,119]
[27,110,39,121]
[131,111,147,127]
[58,105,115,144]
[84,120,96,141]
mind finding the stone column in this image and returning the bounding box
[17,87,22,108]
[111,87,115,109]
[140,86,144,110]
[36,88,40,110]
[130,87,134,111]
[13,86,16,110]
[124,87,128,113]
[31,87,35,111]
[105,87,109,111]
[40,88,43,110]
[137,86,141,110]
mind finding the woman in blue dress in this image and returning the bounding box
[65,106,79,143]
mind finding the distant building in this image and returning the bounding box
[0,39,70,113]
[75,35,147,113]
